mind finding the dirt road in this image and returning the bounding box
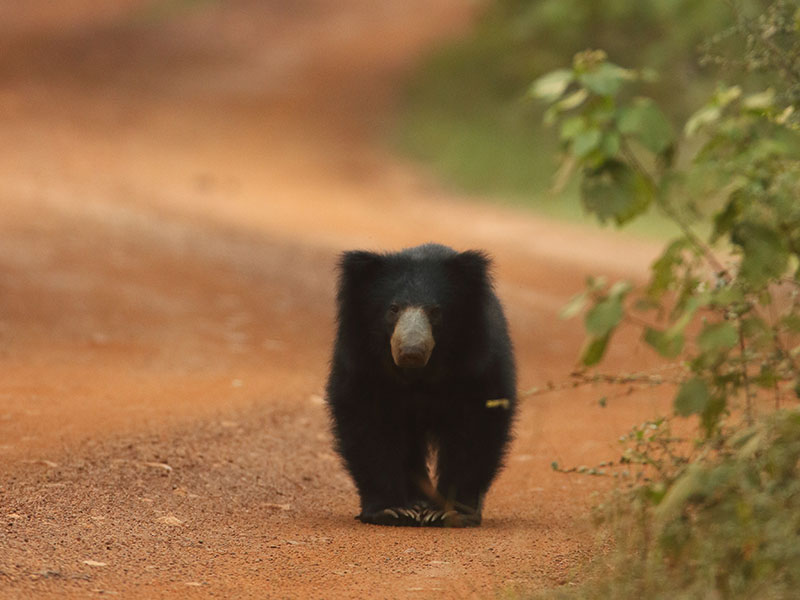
[0,2,669,598]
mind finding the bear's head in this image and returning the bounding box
[334,244,493,376]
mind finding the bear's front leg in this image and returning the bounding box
[432,399,513,527]
[328,390,423,526]
[360,464,435,527]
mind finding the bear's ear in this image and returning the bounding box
[449,250,492,290]
[339,250,384,287]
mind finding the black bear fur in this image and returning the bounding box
[326,243,516,527]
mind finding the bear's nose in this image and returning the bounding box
[396,345,428,368]
[391,307,435,369]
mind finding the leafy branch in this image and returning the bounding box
[530,45,800,437]
[521,4,800,597]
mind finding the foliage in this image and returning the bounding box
[653,411,800,598]
[481,0,747,119]
[531,45,800,436]
[535,410,800,600]
[527,2,800,597]
[395,0,748,211]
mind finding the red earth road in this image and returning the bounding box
[0,1,670,598]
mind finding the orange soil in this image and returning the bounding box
[0,2,670,598]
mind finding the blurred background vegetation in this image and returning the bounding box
[395,0,763,229]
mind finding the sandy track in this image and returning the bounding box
[0,1,669,598]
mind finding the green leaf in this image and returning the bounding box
[644,327,684,358]
[715,85,743,106]
[608,280,633,298]
[555,88,589,112]
[573,128,603,158]
[648,238,689,298]
[600,132,621,157]
[654,463,706,523]
[674,378,710,417]
[560,291,589,320]
[585,296,624,337]
[543,104,560,126]
[685,105,721,137]
[732,222,790,287]
[617,98,674,154]
[668,295,705,336]
[743,88,775,111]
[530,69,574,102]
[584,281,630,338]
[685,85,742,136]
[560,116,586,141]
[741,317,771,348]
[711,194,744,243]
[697,321,738,354]
[578,62,633,96]
[755,365,779,389]
[700,396,726,436]
[710,284,744,307]
[581,160,653,225]
[581,334,611,366]
[586,275,608,292]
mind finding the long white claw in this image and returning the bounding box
[423,510,442,524]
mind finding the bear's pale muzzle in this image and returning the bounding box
[390,307,435,368]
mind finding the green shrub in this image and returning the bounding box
[537,410,800,600]
[527,2,800,597]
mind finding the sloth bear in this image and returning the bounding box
[326,243,516,528]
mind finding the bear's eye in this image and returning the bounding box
[388,303,400,315]
[427,305,441,321]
